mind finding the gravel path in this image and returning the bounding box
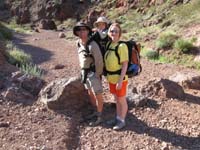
[0,29,199,150]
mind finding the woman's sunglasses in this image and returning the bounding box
[110,30,119,34]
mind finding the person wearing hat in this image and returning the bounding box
[93,16,109,32]
[91,16,110,57]
[73,22,104,126]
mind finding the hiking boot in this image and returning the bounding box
[85,111,98,120]
[106,118,118,126]
[113,120,126,130]
[89,116,103,126]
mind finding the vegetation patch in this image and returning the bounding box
[6,42,32,66]
[3,19,32,34]
[173,38,195,53]
[156,31,178,49]
[142,48,159,60]
[20,63,43,78]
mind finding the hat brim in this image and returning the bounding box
[93,21,108,28]
[73,25,91,36]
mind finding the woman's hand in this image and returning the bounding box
[116,81,122,90]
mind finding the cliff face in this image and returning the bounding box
[4,0,90,24]
[2,0,191,24]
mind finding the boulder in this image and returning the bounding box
[127,92,148,107]
[58,32,66,38]
[39,77,89,110]
[38,19,57,30]
[137,78,185,99]
[169,72,200,90]
[11,72,45,96]
[3,86,34,104]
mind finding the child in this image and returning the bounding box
[90,16,110,56]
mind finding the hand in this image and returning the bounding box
[116,81,122,90]
[81,70,87,84]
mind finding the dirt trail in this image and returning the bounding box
[12,30,80,82]
[0,29,199,150]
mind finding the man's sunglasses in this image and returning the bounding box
[77,28,88,31]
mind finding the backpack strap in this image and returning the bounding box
[115,41,125,65]
[77,41,93,58]
[105,41,124,75]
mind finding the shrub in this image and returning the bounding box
[0,23,12,40]
[20,63,43,78]
[173,39,194,53]
[145,50,159,60]
[156,32,178,49]
[7,48,32,66]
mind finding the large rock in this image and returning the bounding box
[169,72,200,90]
[11,71,45,96]
[137,78,185,99]
[39,77,89,110]
[127,88,148,107]
[38,19,57,30]
[3,86,34,104]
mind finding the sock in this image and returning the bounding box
[116,116,120,120]
[117,116,125,123]
[97,112,102,117]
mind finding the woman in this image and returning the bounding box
[104,23,128,130]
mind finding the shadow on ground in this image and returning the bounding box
[12,33,53,64]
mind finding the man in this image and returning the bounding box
[73,22,104,126]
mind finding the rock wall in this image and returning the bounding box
[5,0,91,24]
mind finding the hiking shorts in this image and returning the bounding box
[84,72,103,95]
[109,80,128,97]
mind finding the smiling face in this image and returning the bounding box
[108,23,122,43]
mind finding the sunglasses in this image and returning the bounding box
[110,30,119,34]
[77,27,88,32]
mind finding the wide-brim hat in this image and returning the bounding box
[73,22,92,36]
[93,16,109,27]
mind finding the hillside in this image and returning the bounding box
[0,0,200,150]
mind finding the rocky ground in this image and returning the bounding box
[0,29,200,150]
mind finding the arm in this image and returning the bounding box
[116,43,129,90]
[116,61,128,90]
[90,41,104,77]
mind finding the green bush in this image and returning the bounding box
[20,63,43,78]
[156,32,178,49]
[7,48,32,66]
[0,23,13,40]
[173,39,194,53]
[145,50,159,60]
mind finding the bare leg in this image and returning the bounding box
[117,96,128,120]
[95,93,104,113]
[114,95,120,117]
[88,89,96,107]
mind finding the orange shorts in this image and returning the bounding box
[109,80,128,97]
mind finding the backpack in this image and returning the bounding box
[77,37,106,74]
[106,40,142,78]
[87,31,110,57]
